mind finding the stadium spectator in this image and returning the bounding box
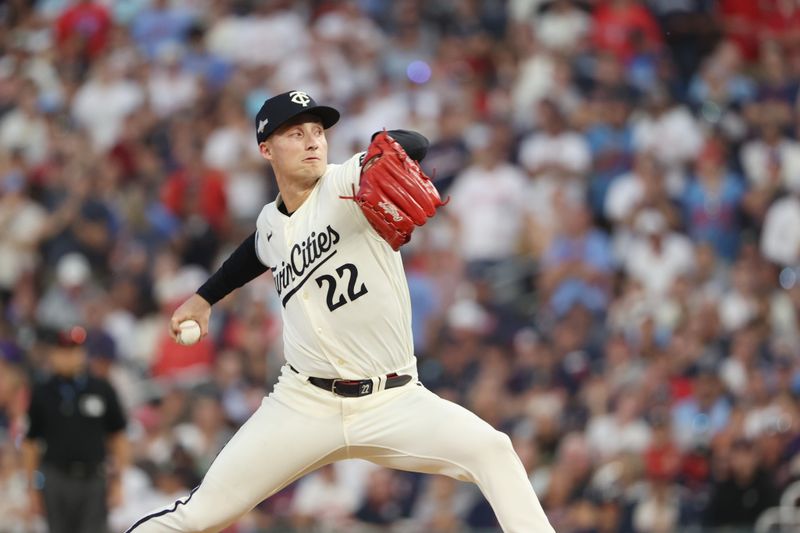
[672,363,732,452]
[420,106,471,194]
[54,0,112,64]
[586,390,652,461]
[622,209,695,297]
[130,0,195,60]
[289,464,358,531]
[760,178,800,267]
[683,139,746,261]
[0,87,49,165]
[71,57,145,151]
[539,203,613,317]
[448,123,529,272]
[633,83,704,191]
[704,438,779,530]
[145,45,200,118]
[590,0,663,63]
[0,159,47,307]
[740,117,800,228]
[584,90,635,216]
[519,98,590,253]
[533,0,590,56]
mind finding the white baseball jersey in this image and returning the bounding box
[254,153,416,379]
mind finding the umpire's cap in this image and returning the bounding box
[38,325,88,349]
[255,90,339,144]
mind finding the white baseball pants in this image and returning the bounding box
[125,365,554,533]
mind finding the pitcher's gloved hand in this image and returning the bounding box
[349,130,446,250]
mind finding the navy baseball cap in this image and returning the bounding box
[254,90,340,144]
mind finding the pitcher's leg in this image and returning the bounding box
[350,385,554,533]
[126,376,346,533]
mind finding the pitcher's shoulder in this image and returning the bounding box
[321,153,363,192]
[255,200,279,228]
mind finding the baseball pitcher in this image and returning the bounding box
[125,90,555,533]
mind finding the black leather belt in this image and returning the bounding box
[289,365,412,397]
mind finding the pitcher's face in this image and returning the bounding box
[260,114,328,186]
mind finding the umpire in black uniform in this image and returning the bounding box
[22,325,129,533]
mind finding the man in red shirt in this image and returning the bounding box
[55,0,112,62]
[591,0,663,62]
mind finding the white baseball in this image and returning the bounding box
[177,320,202,345]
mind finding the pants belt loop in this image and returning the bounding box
[374,375,384,393]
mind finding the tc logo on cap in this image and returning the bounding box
[289,91,311,107]
[254,90,340,144]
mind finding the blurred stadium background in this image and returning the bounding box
[1,0,800,532]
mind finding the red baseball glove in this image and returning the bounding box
[346,131,446,250]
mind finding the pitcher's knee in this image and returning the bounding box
[471,429,516,464]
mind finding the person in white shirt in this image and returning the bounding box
[740,119,800,191]
[202,99,266,221]
[518,100,591,252]
[622,209,695,297]
[605,152,671,225]
[125,91,555,533]
[71,59,144,151]
[146,46,200,118]
[534,0,590,55]
[0,170,47,304]
[605,152,681,265]
[0,89,49,165]
[632,87,703,194]
[760,185,800,267]
[290,464,358,530]
[519,99,591,185]
[448,124,529,267]
[586,393,652,462]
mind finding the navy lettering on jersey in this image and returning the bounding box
[272,225,341,307]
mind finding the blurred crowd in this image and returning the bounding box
[1,0,800,532]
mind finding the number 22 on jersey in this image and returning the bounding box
[315,263,368,312]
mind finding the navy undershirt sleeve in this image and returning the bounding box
[196,232,268,305]
[372,129,429,162]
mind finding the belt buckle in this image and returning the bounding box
[331,378,373,397]
[357,380,374,396]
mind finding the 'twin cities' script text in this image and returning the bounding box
[271,225,341,305]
